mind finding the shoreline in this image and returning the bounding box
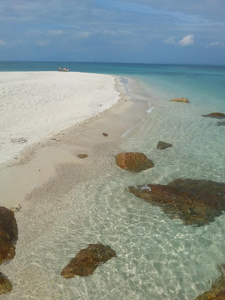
[0,72,150,297]
[0,72,149,209]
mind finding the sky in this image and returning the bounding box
[0,0,224,65]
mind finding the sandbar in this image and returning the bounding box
[0,71,148,209]
[0,71,120,165]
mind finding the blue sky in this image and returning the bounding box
[0,0,224,65]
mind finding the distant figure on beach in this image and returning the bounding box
[58,67,69,72]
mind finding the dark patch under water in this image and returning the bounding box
[61,244,117,278]
[129,178,225,226]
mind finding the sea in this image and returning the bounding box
[1,62,225,300]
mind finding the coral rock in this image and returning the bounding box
[78,154,88,159]
[195,265,225,299]
[170,97,189,103]
[61,243,116,278]
[202,112,225,119]
[157,141,173,150]
[0,206,18,265]
[115,152,154,172]
[0,272,12,295]
[217,121,225,126]
[129,178,225,226]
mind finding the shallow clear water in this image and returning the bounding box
[1,63,225,299]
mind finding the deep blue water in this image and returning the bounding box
[1,60,225,76]
[1,61,224,108]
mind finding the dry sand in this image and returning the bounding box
[0,72,120,165]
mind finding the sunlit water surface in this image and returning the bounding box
[1,63,225,300]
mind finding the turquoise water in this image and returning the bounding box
[1,62,225,299]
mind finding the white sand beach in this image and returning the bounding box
[0,72,120,165]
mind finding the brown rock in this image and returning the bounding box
[0,272,12,295]
[129,178,225,226]
[202,112,225,119]
[78,154,88,159]
[170,97,189,103]
[157,141,173,150]
[0,206,18,265]
[61,244,116,278]
[195,265,225,300]
[0,237,16,265]
[115,152,154,173]
[102,133,108,137]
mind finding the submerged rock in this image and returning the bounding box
[170,97,189,103]
[217,121,225,127]
[0,206,18,265]
[61,244,116,278]
[0,237,16,265]
[77,153,88,159]
[0,207,18,295]
[195,265,225,300]
[0,272,12,295]
[102,132,108,137]
[115,152,154,172]
[129,178,225,226]
[157,141,173,150]
[202,112,225,119]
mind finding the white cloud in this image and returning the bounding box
[78,31,92,38]
[48,30,63,36]
[36,40,49,46]
[178,34,194,47]
[0,39,5,45]
[164,37,176,45]
[207,41,225,47]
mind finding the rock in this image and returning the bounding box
[61,243,116,278]
[115,152,154,173]
[129,178,225,226]
[195,265,225,300]
[0,272,12,295]
[0,206,18,265]
[78,154,88,159]
[170,97,189,103]
[217,121,225,126]
[0,237,16,265]
[202,112,225,119]
[102,133,108,137]
[157,141,172,150]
